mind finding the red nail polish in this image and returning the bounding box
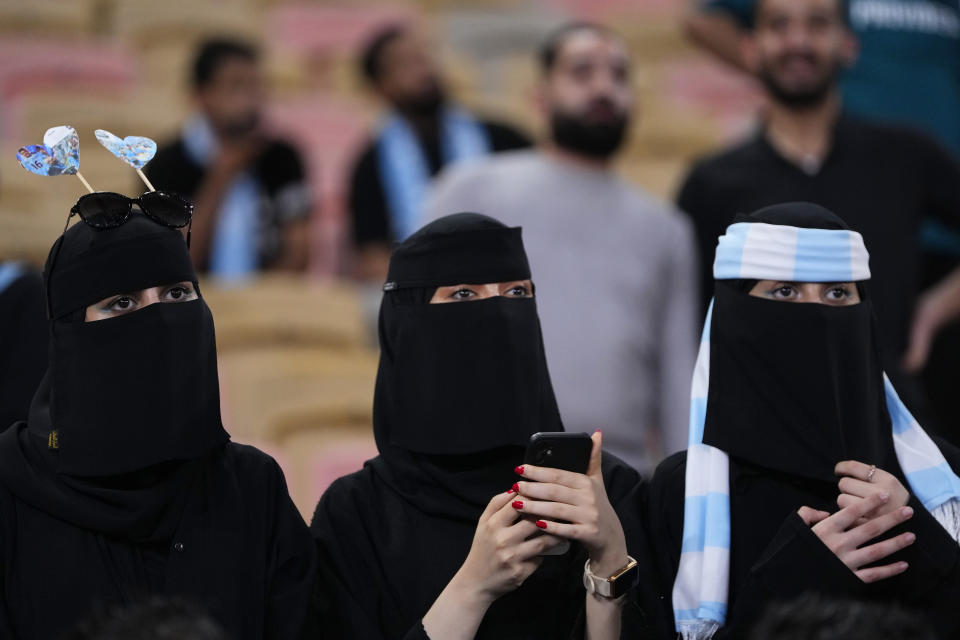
[512,482,519,493]
[512,500,524,509]
[535,520,547,529]
[507,487,516,494]
[515,465,525,475]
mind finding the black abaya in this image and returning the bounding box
[0,428,316,640]
[645,445,960,638]
[312,454,649,639]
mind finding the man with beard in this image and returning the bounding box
[676,0,960,424]
[424,23,698,474]
[348,25,530,283]
[147,38,312,277]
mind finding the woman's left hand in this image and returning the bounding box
[512,431,630,576]
[836,460,910,518]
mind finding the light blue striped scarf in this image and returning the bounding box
[675,222,960,639]
[377,107,490,242]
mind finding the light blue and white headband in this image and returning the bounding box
[674,222,960,640]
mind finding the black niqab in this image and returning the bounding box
[702,203,897,482]
[371,212,563,518]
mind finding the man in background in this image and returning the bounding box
[425,23,698,473]
[147,38,311,278]
[348,24,530,283]
[683,0,960,431]
[677,0,960,430]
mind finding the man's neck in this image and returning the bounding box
[764,93,841,173]
[542,141,614,172]
[399,110,441,141]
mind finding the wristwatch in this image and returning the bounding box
[582,555,639,599]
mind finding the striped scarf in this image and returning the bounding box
[674,222,960,639]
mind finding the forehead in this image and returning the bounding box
[757,0,844,21]
[554,30,629,68]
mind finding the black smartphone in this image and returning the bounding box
[522,432,592,555]
[524,431,592,473]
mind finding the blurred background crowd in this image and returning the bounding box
[1,0,958,526]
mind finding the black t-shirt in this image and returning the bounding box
[348,119,531,248]
[145,137,311,271]
[677,115,960,364]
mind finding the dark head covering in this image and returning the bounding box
[369,212,563,519]
[703,202,894,482]
[0,212,228,540]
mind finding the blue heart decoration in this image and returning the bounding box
[95,129,157,169]
[16,125,80,177]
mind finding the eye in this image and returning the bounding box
[164,284,196,303]
[824,285,854,302]
[769,283,799,300]
[451,288,476,300]
[505,285,531,298]
[105,296,136,313]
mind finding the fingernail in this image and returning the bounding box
[535,520,547,529]
[906,532,916,543]
[903,506,914,517]
[595,429,602,434]
[880,492,890,501]
[512,482,519,493]
[512,500,524,510]
[507,487,516,495]
[514,465,525,475]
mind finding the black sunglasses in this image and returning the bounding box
[46,191,194,318]
[67,191,193,235]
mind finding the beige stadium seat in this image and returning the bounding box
[201,276,370,351]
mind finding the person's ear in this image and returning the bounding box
[839,29,859,68]
[532,78,551,119]
[741,31,760,74]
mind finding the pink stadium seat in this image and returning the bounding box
[0,37,136,138]
[310,438,378,498]
[268,96,371,275]
[267,4,418,58]
[663,58,763,139]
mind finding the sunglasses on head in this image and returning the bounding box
[67,191,193,234]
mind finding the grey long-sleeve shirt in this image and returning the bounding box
[424,150,699,474]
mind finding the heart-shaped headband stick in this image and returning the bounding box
[16,125,95,193]
[94,129,157,191]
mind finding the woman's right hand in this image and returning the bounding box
[798,491,916,583]
[456,488,566,600]
[422,489,565,640]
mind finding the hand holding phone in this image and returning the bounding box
[514,431,630,575]
[520,432,592,555]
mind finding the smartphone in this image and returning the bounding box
[522,432,592,555]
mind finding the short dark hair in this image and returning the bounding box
[192,37,258,89]
[538,22,616,74]
[753,0,851,28]
[359,24,408,84]
[750,593,937,640]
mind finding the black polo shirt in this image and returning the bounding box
[677,114,960,368]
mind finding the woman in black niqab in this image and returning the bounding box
[0,210,316,639]
[310,213,649,640]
